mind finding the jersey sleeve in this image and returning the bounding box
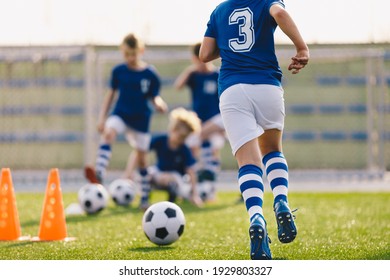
[204,11,217,38]
[110,67,119,90]
[149,135,159,151]
[184,145,196,168]
[186,72,195,89]
[268,0,285,25]
[268,0,285,10]
[147,66,161,98]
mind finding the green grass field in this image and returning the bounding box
[1,191,389,260]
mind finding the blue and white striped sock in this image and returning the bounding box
[200,140,220,180]
[238,164,265,222]
[95,144,112,180]
[139,168,151,204]
[263,152,289,205]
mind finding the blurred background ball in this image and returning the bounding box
[142,201,185,245]
[197,181,216,202]
[108,178,136,206]
[177,181,191,200]
[78,183,109,214]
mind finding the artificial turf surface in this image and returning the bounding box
[1,191,389,260]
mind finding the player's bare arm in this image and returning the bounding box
[186,167,203,207]
[97,89,116,133]
[174,65,197,90]
[151,95,168,113]
[199,37,220,63]
[270,4,309,74]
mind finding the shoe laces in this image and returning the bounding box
[291,208,299,220]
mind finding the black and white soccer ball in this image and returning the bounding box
[177,181,191,200]
[197,170,217,202]
[177,181,215,202]
[108,179,136,206]
[198,181,216,202]
[142,201,186,246]
[78,183,109,214]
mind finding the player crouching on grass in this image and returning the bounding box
[139,107,203,211]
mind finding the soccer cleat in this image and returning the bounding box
[197,169,216,182]
[274,200,297,243]
[249,214,272,260]
[84,166,102,184]
[167,184,178,203]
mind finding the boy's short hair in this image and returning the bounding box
[122,33,144,50]
[169,107,201,134]
[192,43,202,57]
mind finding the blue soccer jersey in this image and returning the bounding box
[110,64,161,132]
[150,134,196,176]
[204,0,285,96]
[187,71,220,123]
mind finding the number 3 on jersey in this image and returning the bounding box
[229,8,255,52]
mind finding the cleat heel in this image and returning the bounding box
[274,200,298,244]
[249,216,272,260]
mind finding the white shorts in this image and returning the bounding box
[185,132,226,150]
[219,84,285,155]
[105,115,151,151]
[147,166,184,186]
[185,132,201,149]
[207,114,225,129]
[185,114,225,149]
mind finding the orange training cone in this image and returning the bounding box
[0,168,22,241]
[34,169,74,241]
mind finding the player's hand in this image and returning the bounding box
[152,96,168,113]
[97,120,105,134]
[288,49,309,74]
[155,100,168,113]
[190,194,204,208]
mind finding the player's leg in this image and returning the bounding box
[200,117,225,175]
[136,150,151,210]
[185,131,201,166]
[150,172,183,203]
[235,139,272,260]
[198,138,220,179]
[260,133,297,243]
[185,132,214,201]
[95,128,116,183]
[255,84,297,243]
[122,150,137,180]
[259,129,287,205]
[235,138,264,222]
[197,140,214,199]
[91,116,124,184]
[200,115,225,141]
[220,84,271,260]
[198,116,225,201]
[129,130,152,210]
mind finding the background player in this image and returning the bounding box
[85,33,168,195]
[174,43,225,201]
[200,0,309,259]
[139,107,203,210]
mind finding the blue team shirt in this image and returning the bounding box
[110,64,161,133]
[186,71,220,122]
[150,134,196,176]
[205,0,285,96]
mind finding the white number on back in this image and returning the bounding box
[229,8,255,52]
